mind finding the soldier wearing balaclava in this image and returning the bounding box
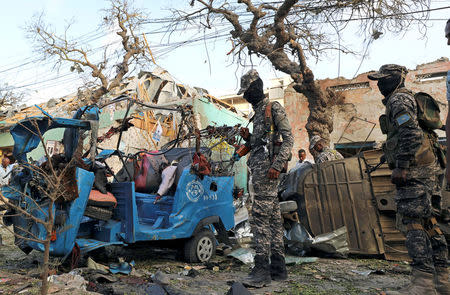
[369,65,448,294]
[234,69,293,288]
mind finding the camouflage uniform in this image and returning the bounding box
[383,88,448,273]
[315,147,344,164]
[246,98,294,257]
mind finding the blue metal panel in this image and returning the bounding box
[10,117,91,161]
[133,168,235,241]
[27,168,94,256]
[111,182,138,243]
[135,193,173,226]
[93,220,122,242]
[76,238,123,253]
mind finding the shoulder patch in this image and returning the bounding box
[395,113,411,126]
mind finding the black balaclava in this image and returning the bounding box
[377,73,404,98]
[243,78,265,106]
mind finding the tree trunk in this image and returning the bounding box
[41,200,54,295]
[293,75,333,144]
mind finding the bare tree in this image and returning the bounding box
[0,119,83,295]
[173,0,432,141]
[0,83,24,109]
[27,0,150,104]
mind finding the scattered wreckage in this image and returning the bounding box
[1,96,243,263]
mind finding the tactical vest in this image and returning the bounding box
[249,101,292,171]
[379,89,436,169]
[264,102,292,163]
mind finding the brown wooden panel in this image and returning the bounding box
[302,157,384,255]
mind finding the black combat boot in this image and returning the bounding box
[242,255,271,288]
[270,254,288,281]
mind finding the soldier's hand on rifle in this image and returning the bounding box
[239,127,250,140]
[391,168,407,186]
[268,167,281,179]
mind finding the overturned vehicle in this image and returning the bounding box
[1,98,239,263]
[279,150,450,261]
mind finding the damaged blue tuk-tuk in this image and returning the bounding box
[1,97,237,263]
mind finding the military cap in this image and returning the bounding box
[309,135,322,150]
[367,64,408,80]
[237,69,260,95]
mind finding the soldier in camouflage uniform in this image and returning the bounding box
[369,64,449,295]
[309,135,344,164]
[234,69,294,288]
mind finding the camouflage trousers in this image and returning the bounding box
[395,165,448,273]
[250,194,285,258]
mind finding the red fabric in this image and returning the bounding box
[192,152,211,176]
[134,154,152,192]
[134,152,164,193]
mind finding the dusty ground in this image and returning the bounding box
[0,226,411,295]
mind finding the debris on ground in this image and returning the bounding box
[152,270,170,285]
[285,256,318,266]
[87,257,109,272]
[109,260,135,275]
[48,270,88,291]
[181,266,200,277]
[216,243,233,256]
[311,226,349,257]
[228,247,255,264]
[226,282,252,295]
[285,222,313,256]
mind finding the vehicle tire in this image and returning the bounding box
[184,228,216,263]
[84,205,113,221]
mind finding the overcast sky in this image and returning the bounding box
[0,0,448,105]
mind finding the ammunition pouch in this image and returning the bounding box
[383,132,435,169]
[382,136,398,170]
[429,134,447,169]
[425,217,443,237]
[379,114,388,135]
[396,215,443,237]
[413,133,435,167]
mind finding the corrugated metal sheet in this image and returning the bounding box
[300,157,385,255]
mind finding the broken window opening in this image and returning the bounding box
[328,82,370,92]
[415,71,447,83]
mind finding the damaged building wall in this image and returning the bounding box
[193,97,249,192]
[285,58,450,166]
[0,67,250,192]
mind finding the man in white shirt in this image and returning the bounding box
[290,149,310,172]
[154,161,178,204]
[0,157,11,187]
